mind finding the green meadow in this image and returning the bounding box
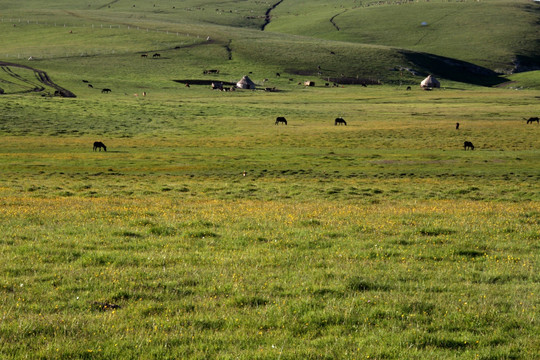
[1,0,539,359]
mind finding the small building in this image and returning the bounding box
[420,75,440,88]
[236,75,256,89]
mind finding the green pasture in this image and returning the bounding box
[2,0,539,84]
[267,0,540,74]
[1,0,539,359]
[1,78,539,359]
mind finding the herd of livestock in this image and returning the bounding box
[93,116,538,153]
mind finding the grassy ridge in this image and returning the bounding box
[2,0,538,86]
[267,0,540,73]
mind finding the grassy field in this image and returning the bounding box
[267,0,540,74]
[1,1,539,359]
[1,79,539,359]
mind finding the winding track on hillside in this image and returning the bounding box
[0,61,76,97]
[97,0,119,10]
[329,10,348,31]
[261,0,285,31]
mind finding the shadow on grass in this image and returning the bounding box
[401,50,509,87]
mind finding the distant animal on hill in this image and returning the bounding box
[526,117,539,124]
[82,80,89,83]
[406,86,411,91]
[152,53,160,58]
[88,84,93,88]
[93,141,107,152]
[141,53,148,58]
[456,122,460,130]
[101,88,111,93]
[464,141,475,150]
[203,69,219,74]
[335,117,347,126]
[275,116,287,125]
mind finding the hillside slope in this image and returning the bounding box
[265,0,540,74]
[0,0,538,87]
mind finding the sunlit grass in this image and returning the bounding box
[1,194,538,358]
[0,1,538,358]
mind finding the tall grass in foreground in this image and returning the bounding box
[0,193,538,359]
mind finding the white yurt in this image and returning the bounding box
[236,75,256,89]
[420,75,440,88]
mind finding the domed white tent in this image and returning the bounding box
[236,75,256,89]
[420,75,440,88]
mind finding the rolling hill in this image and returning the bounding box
[0,0,539,89]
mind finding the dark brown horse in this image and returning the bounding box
[464,141,474,150]
[526,117,539,124]
[335,117,347,126]
[275,117,287,125]
[93,141,107,151]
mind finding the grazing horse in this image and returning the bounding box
[141,54,148,58]
[526,117,539,124]
[152,53,160,58]
[335,117,347,126]
[406,86,411,91]
[101,88,111,93]
[456,122,460,130]
[93,141,107,152]
[464,141,475,150]
[275,117,287,125]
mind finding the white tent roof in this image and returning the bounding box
[236,75,256,89]
[420,75,440,88]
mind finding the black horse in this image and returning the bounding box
[335,117,347,126]
[464,141,474,150]
[275,117,287,125]
[526,117,539,124]
[93,141,107,151]
[101,88,111,93]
